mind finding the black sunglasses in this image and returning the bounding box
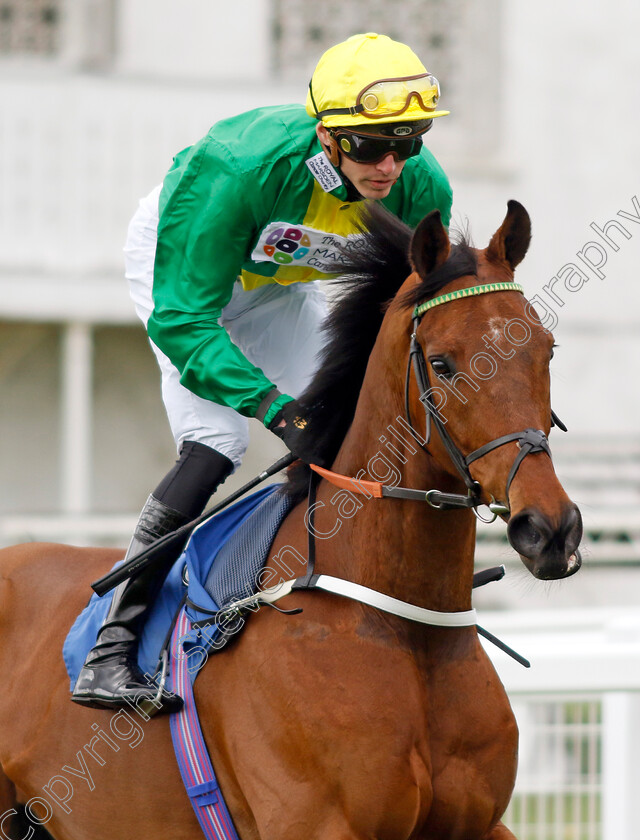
[331,129,424,164]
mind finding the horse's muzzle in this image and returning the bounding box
[506,504,583,579]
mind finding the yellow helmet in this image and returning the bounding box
[306,33,450,130]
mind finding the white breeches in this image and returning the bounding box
[124,185,328,470]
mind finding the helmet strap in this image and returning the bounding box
[326,134,341,168]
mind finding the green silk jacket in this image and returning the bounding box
[147,104,452,426]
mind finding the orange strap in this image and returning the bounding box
[310,464,384,498]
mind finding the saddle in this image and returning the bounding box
[63,484,293,688]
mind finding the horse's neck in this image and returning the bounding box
[318,368,477,613]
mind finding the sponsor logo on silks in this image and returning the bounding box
[305,152,343,193]
[251,222,365,270]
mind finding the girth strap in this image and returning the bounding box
[169,608,241,840]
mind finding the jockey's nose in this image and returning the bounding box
[376,154,397,174]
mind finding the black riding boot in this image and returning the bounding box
[72,443,233,716]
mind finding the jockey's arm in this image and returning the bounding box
[147,135,293,428]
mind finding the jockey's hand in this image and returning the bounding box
[268,400,314,463]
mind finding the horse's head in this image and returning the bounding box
[403,201,582,580]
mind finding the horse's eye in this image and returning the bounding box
[550,344,557,360]
[429,356,454,377]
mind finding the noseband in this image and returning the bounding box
[407,282,564,519]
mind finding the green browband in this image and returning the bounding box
[413,282,524,319]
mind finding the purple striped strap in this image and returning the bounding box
[169,607,240,840]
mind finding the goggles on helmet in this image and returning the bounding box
[330,128,424,164]
[312,73,442,121]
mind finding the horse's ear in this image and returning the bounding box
[410,210,451,279]
[486,200,531,271]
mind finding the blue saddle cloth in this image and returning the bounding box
[63,483,294,689]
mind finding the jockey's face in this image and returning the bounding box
[316,124,406,200]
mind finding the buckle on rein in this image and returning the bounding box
[424,487,510,523]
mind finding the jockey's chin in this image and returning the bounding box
[339,155,407,200]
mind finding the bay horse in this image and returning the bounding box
[0,201,582,840]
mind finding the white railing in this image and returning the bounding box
[504,695,602,840]
[484,608,640,840]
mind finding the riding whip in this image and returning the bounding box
[91,452,296,597]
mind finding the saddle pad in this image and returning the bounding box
[63,483,292,688]
[204,484,293,608]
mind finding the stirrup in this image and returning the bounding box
[137,650,180,718]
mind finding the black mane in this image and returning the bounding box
[283,203,476,500]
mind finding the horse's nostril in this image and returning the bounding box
[562,505,583,552]
[507,505,584,579]
[507,510,548,556]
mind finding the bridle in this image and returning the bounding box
[405,281,565,520]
